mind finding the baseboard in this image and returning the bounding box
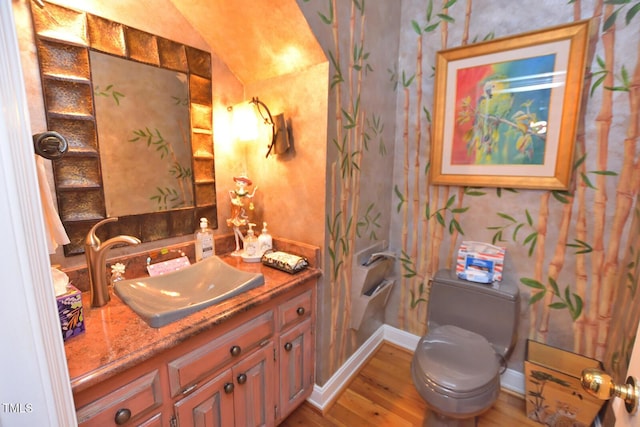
[307,325,386,411]
[307,324,525,411]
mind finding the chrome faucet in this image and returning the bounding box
[85,217,141,307]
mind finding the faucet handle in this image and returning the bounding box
[86,217,119,247]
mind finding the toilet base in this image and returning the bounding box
[424,410,477,427]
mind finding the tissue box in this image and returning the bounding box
[456,241,505,283]
[56,285,84,341]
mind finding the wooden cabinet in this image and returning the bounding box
[230,344,275,427]
[276,290,314,420]
[174,369,234,427]
[173,335,276,427]
[73,279,315,427]
[278,320,312,419]
[75,369,164,426]
[167,310,275,397]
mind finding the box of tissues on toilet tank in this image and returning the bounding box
[52,267,85,342]
[456,241,505,284]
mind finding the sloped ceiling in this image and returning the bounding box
[171,0,326,85]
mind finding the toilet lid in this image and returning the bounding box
[414,324,499,393]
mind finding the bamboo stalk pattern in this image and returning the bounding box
[304,0,640,384]
[319,0,389,371]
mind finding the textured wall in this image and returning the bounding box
[300,0,640,387]
[297,0,401,383]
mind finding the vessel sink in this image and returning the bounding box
[114,256,264,328]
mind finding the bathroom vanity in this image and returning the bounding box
[64,251,320,427]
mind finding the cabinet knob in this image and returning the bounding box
[224,382,234,394]
[114,408,131,425]
[296,307,305,316]
[237,373,247,385]
[284,342,293,352]
[230,345,242,357]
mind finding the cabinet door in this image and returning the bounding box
[233,344,276,427]
[174,369,235,427]
[135,412,163,427]
[278,319,313,420]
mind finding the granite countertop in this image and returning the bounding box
[64,252,321,394]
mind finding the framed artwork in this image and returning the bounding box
[429,20,593,190]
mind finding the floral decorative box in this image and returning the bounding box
[525,340,603,426]
[56,285,84,341]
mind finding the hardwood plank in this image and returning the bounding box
[281,342,544,426]
[329,388,415,427]
[348,376,425,425]
[279,402,334,427]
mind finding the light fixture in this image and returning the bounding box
[250,96,287,158]
[229,97,290,158]
[229,102,258,142]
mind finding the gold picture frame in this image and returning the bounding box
[429,20,593,190]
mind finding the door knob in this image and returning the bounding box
[581,368,639,414]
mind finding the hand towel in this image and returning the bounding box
[36,155,70,254]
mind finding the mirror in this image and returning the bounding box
[90,51,194,217]
[30,1,217,256]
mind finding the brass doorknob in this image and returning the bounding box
[581,368,639,414]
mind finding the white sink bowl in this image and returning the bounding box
[114,256,264,328]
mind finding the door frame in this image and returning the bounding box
[0,2,76,425]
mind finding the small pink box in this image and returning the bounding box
[56,284,85,341]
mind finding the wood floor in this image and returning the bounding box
[280,342,541,426]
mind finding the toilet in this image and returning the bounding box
[411,269,520,426]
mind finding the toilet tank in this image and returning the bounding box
[428,269,520,358]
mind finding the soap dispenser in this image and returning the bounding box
[195,217,215,262]
[242,223,260,261]
[258,222,273,255]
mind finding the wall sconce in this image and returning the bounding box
[229,97,290,158]
[230,102,259,142]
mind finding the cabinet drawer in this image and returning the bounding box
[168,310,274,396]
[76,370,162,426]
[278,289,312,330]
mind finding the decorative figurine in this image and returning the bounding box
[227,175,258,256]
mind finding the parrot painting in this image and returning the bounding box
[453,53,556,166]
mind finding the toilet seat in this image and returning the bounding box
[412,324,501,417]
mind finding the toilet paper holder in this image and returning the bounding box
[350,242,395,330]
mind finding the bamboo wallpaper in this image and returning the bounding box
[299,0,640,386]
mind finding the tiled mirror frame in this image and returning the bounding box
[30,1,217,256]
